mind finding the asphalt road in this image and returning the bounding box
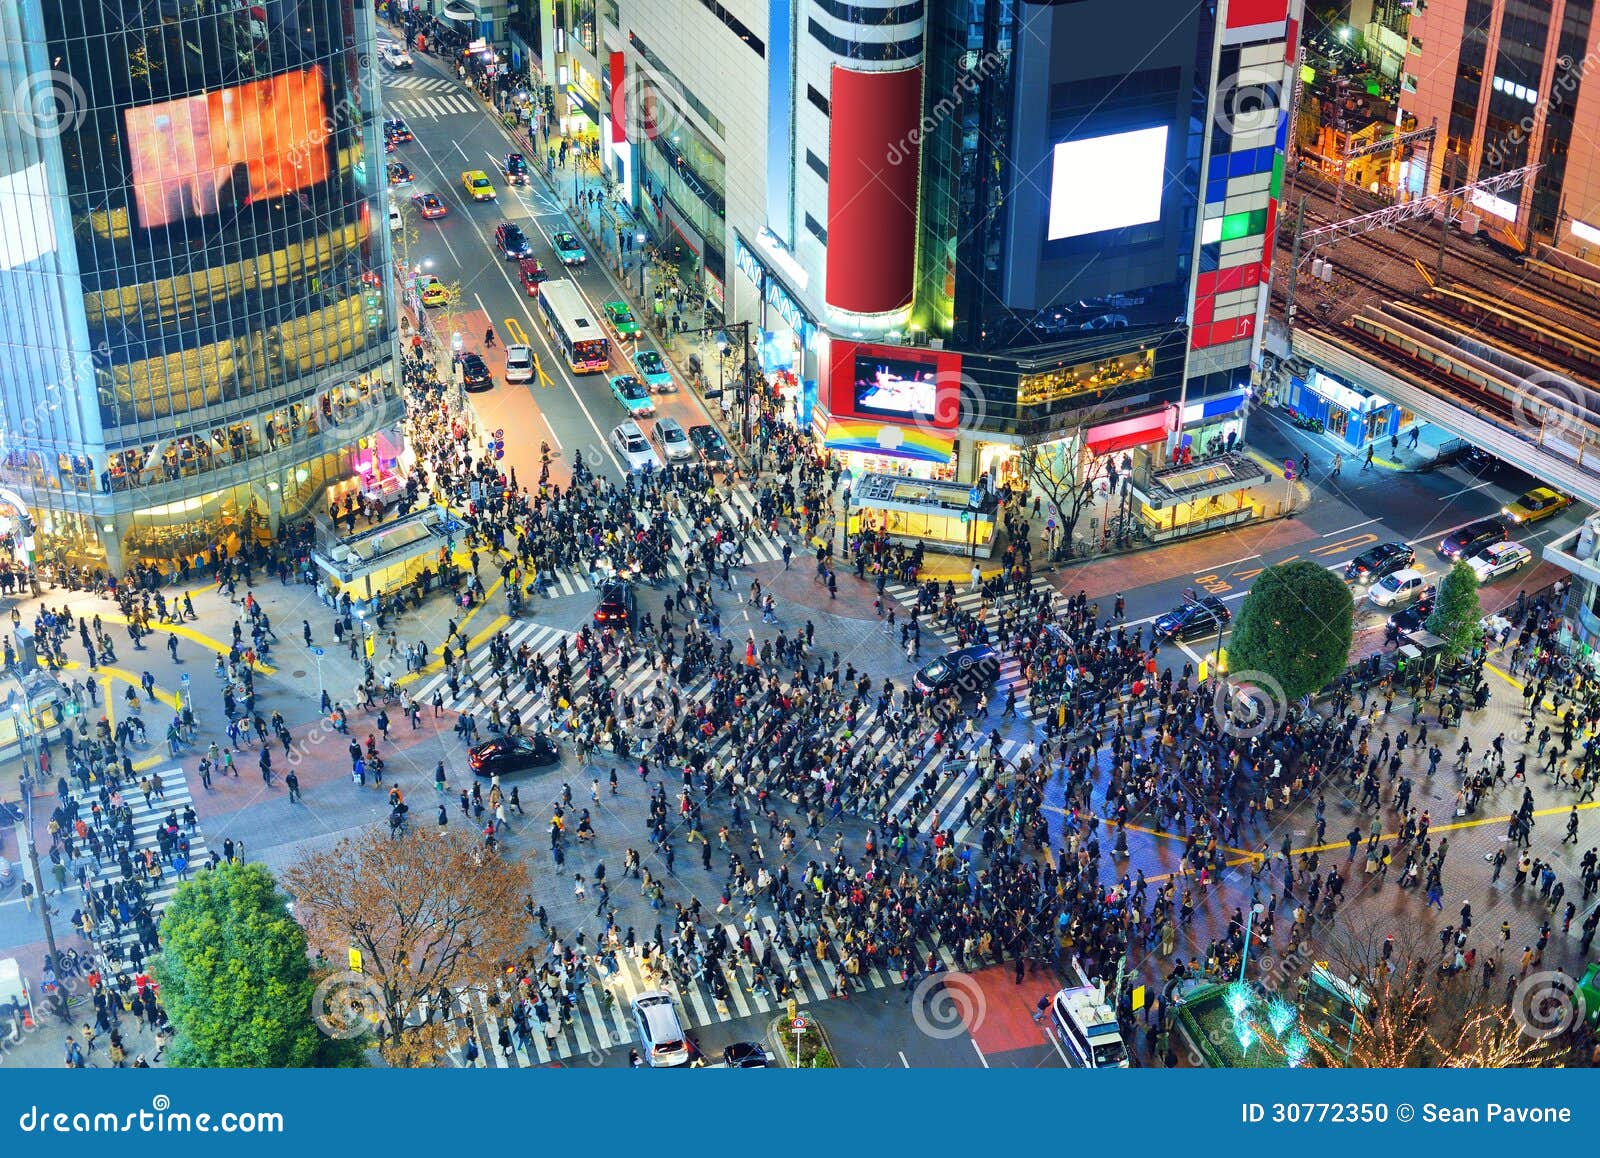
[380,48,721,487]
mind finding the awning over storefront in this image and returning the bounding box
[1085,409,1173,457]
[1308,369,1367,412]
[821,417,953,464]
[1180,390,1247,426]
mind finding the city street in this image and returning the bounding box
[1,23,1596,1075]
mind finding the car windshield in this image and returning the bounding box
[557,233,576,246]
[624,436,647,452]
[638,352,661,370]
[1092,1039,1127,1067]
[618,379,644,397]
[663,428,684,442]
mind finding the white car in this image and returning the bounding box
[1467,540,1532,582]
[387,202,401,232]
[503,344,534,383]
[381,44,414,68]
[610,421,662,473]
[1369,568,1429,608]
[651,416,693,462]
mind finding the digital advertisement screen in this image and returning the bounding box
[1047,125,1168,240]
[125,67,330,229]
[853,355,938,421]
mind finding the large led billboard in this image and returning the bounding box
[125,67,331,229]
[1047,125,1168,240]
[853,354,939,422]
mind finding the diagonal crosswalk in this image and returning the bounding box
[883,575,1068,722]
[386,93,481,120]
[382,75,461,93]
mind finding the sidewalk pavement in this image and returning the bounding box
[1259,402,1461,472]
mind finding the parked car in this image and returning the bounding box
[1151,595,1231,642]
[651,416,693,462]
[688,424,732,467]
[460,352,492,392]
[634,349,676,392]
[1438,516,1508,561]
[417,276,450,307]
[594,578,637,627]
[1369,568,1430,608]
[609,374,655,417]
[610,421,661,473]
[1466,540,1533,582]
[467,734,560,777]
[504,344,534,384]
[1344,541,1416,585]
[914,646,1000,697]
[1502,486,1571,525]
[495,222,531,259]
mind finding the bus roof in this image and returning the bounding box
[537,279,598,333]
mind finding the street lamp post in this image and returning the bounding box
[636,232,647,299]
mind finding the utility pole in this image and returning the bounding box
[7,692,60,992]
[1436,154,1458,285]
[1285,197,1308,330]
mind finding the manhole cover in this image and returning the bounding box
[292,670,307,679]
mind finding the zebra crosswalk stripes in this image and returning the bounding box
[525,482,790,601]
[79,767,210,964]
[448,912,970,1066]
[386,93,480,120]
[382,75,460,93]
[884,576,1066,721]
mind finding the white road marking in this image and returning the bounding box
[971,1039,990,1068]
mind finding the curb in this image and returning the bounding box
[766,1012,838,1068]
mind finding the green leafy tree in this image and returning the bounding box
[1425,560,1482,657]
[1227,559,1354,701]
[154,862,353,1068]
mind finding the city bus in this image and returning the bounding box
[535,279,610,373]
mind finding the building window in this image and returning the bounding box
[805,213,828,244]
[805,150,828,180]
[806,19,923,61]
[807,85,830,115]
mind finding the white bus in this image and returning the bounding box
[1050,985,1129,1068]
[535,279,609,373]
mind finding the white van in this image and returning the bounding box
[1050,985,1129,1068]
[630,991,690,1067]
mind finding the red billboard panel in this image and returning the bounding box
[827,340,963,430]
[825,67,922,315]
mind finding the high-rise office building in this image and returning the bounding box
[0,0,400,576]
[1402,0,1600,251]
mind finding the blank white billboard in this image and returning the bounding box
[1047,125,1169,241]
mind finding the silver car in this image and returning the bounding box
[651,416,694,462]
[610,421,662,473]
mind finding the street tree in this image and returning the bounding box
[1226,559,1354,702]
[1013,407,1119,555]
[154,862,340,1068]
[1425,560,1483,658]
[283,828,530,1068]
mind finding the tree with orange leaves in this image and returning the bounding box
[283,827,530,1067]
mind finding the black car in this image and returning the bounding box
[721,1042,769,1068]
[595,578,637,627]
[505,152,529,185]
[1438,516,1508,561]
[468,734,560,777]
[687,424,732,467]
[914,645,1000,697]
[494,222,531,259]
[1344,541,1416,585]
[1151,595,1232,642]
[460,352,492,392]
[1387,594,1437,634]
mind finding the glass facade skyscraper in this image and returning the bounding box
[0,0,399,576]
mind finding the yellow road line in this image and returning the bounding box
[1285,799,1598,858]
[94,610,277,675]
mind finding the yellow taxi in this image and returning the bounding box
[1502,486,1571,525]
[417,276,450,307]
[460,170,496,201]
